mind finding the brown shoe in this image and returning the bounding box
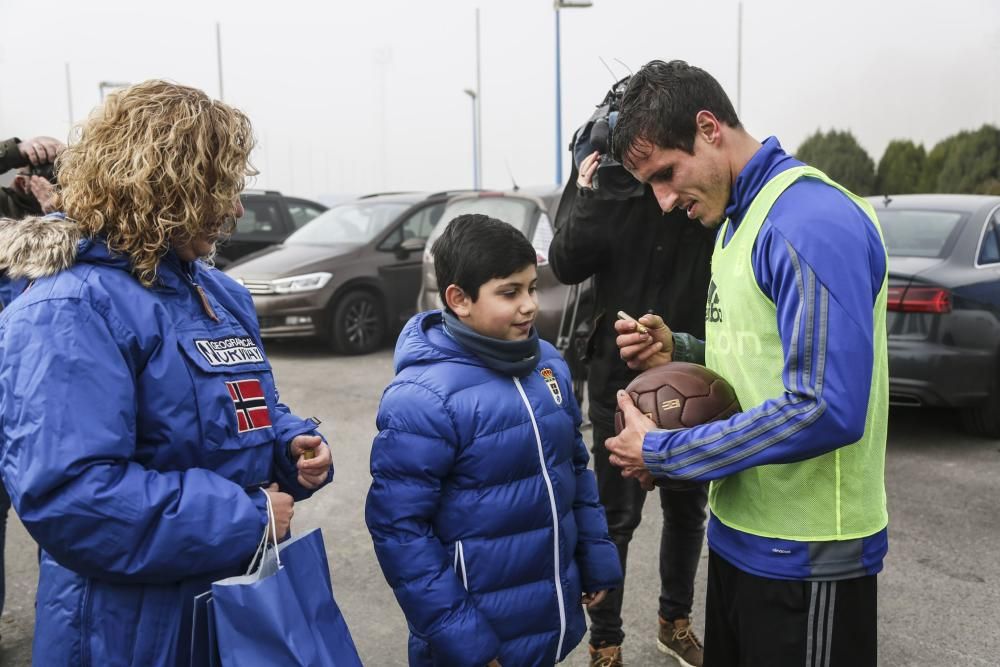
[589,644,623,667]
[657,616,703,667]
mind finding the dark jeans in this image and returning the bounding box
[587,405,708,647]
[0,477,9,618]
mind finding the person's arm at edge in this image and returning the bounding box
[0,137,27,174]
[549,161,615,284]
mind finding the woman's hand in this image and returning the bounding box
[290,434,331,489]
[264,483,294,541]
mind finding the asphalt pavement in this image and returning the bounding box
[1,341,998,666]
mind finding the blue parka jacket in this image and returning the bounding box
[366,312,622,666]
[0,217,331,666]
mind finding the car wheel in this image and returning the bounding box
[960,381,1000,438]
[330,290,385,355]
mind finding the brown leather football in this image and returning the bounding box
[614,362,741,490]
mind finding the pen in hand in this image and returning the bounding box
[617,310,648,335]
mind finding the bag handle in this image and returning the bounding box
[245,488,283,574]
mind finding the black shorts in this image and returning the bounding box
[704,550,877,667]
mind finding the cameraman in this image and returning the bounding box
[1,135,62,308]
[0,136,62,172]
[0,136,63,638]
[1,136,62,219]
[549,92,715,667]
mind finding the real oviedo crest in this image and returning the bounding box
[539,368,563,406]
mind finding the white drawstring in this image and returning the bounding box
[264,488,282,569]
[246,488,282,574]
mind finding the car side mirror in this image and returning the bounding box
[395,236,426,259]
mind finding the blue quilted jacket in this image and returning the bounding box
[366,311,622,666]
[0,219,330,666]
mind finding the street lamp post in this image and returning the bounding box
[554,0,592,186]
[469,8,483,189]
[464,89,480,189]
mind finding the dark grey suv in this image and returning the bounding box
[225,191,457,354]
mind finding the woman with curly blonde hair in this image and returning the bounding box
[0,80,333,666]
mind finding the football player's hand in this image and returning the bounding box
[606,390,652,470]
[614,313,673,371]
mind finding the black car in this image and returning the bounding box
[225,191,462,354]
[871,194,1000,437]
[214,190,328,267]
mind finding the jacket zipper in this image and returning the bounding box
[512,376,567,660]
[80,578,93,666]
[453,540,469,590]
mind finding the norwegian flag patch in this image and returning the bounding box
[226,379,272,433]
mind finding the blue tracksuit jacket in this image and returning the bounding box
[644,137,889,581]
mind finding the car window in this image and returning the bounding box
[237,199,284,238]
[287,200,326,230]
[285,202,410,245]
[878,209,966,258]
[380,203,446,249]
[427,197,537,250]
[531,212,555,261]
[979,211,1000,265]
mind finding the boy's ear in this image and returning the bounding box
[444,284,472,317]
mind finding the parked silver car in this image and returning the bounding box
[417,189,579,344]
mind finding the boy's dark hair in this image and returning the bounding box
[611,60,741,168]
[432,214,536,312]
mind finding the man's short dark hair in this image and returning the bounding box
[432,214,536,311]
[611,60,741,168]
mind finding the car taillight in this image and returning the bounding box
[887,286,952,313]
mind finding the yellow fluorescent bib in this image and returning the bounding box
[704,166,889,541]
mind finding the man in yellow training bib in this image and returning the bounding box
[605,60,888,667]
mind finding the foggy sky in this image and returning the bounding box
[1,0,997,199]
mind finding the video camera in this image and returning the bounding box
[29,162,57,184]
[571,75,645,200]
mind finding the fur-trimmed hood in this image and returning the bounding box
[0,215,82,279]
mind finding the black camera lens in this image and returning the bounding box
[29,163,57,184]
[590,118,611,154]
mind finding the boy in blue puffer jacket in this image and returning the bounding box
[366,214,623,666]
